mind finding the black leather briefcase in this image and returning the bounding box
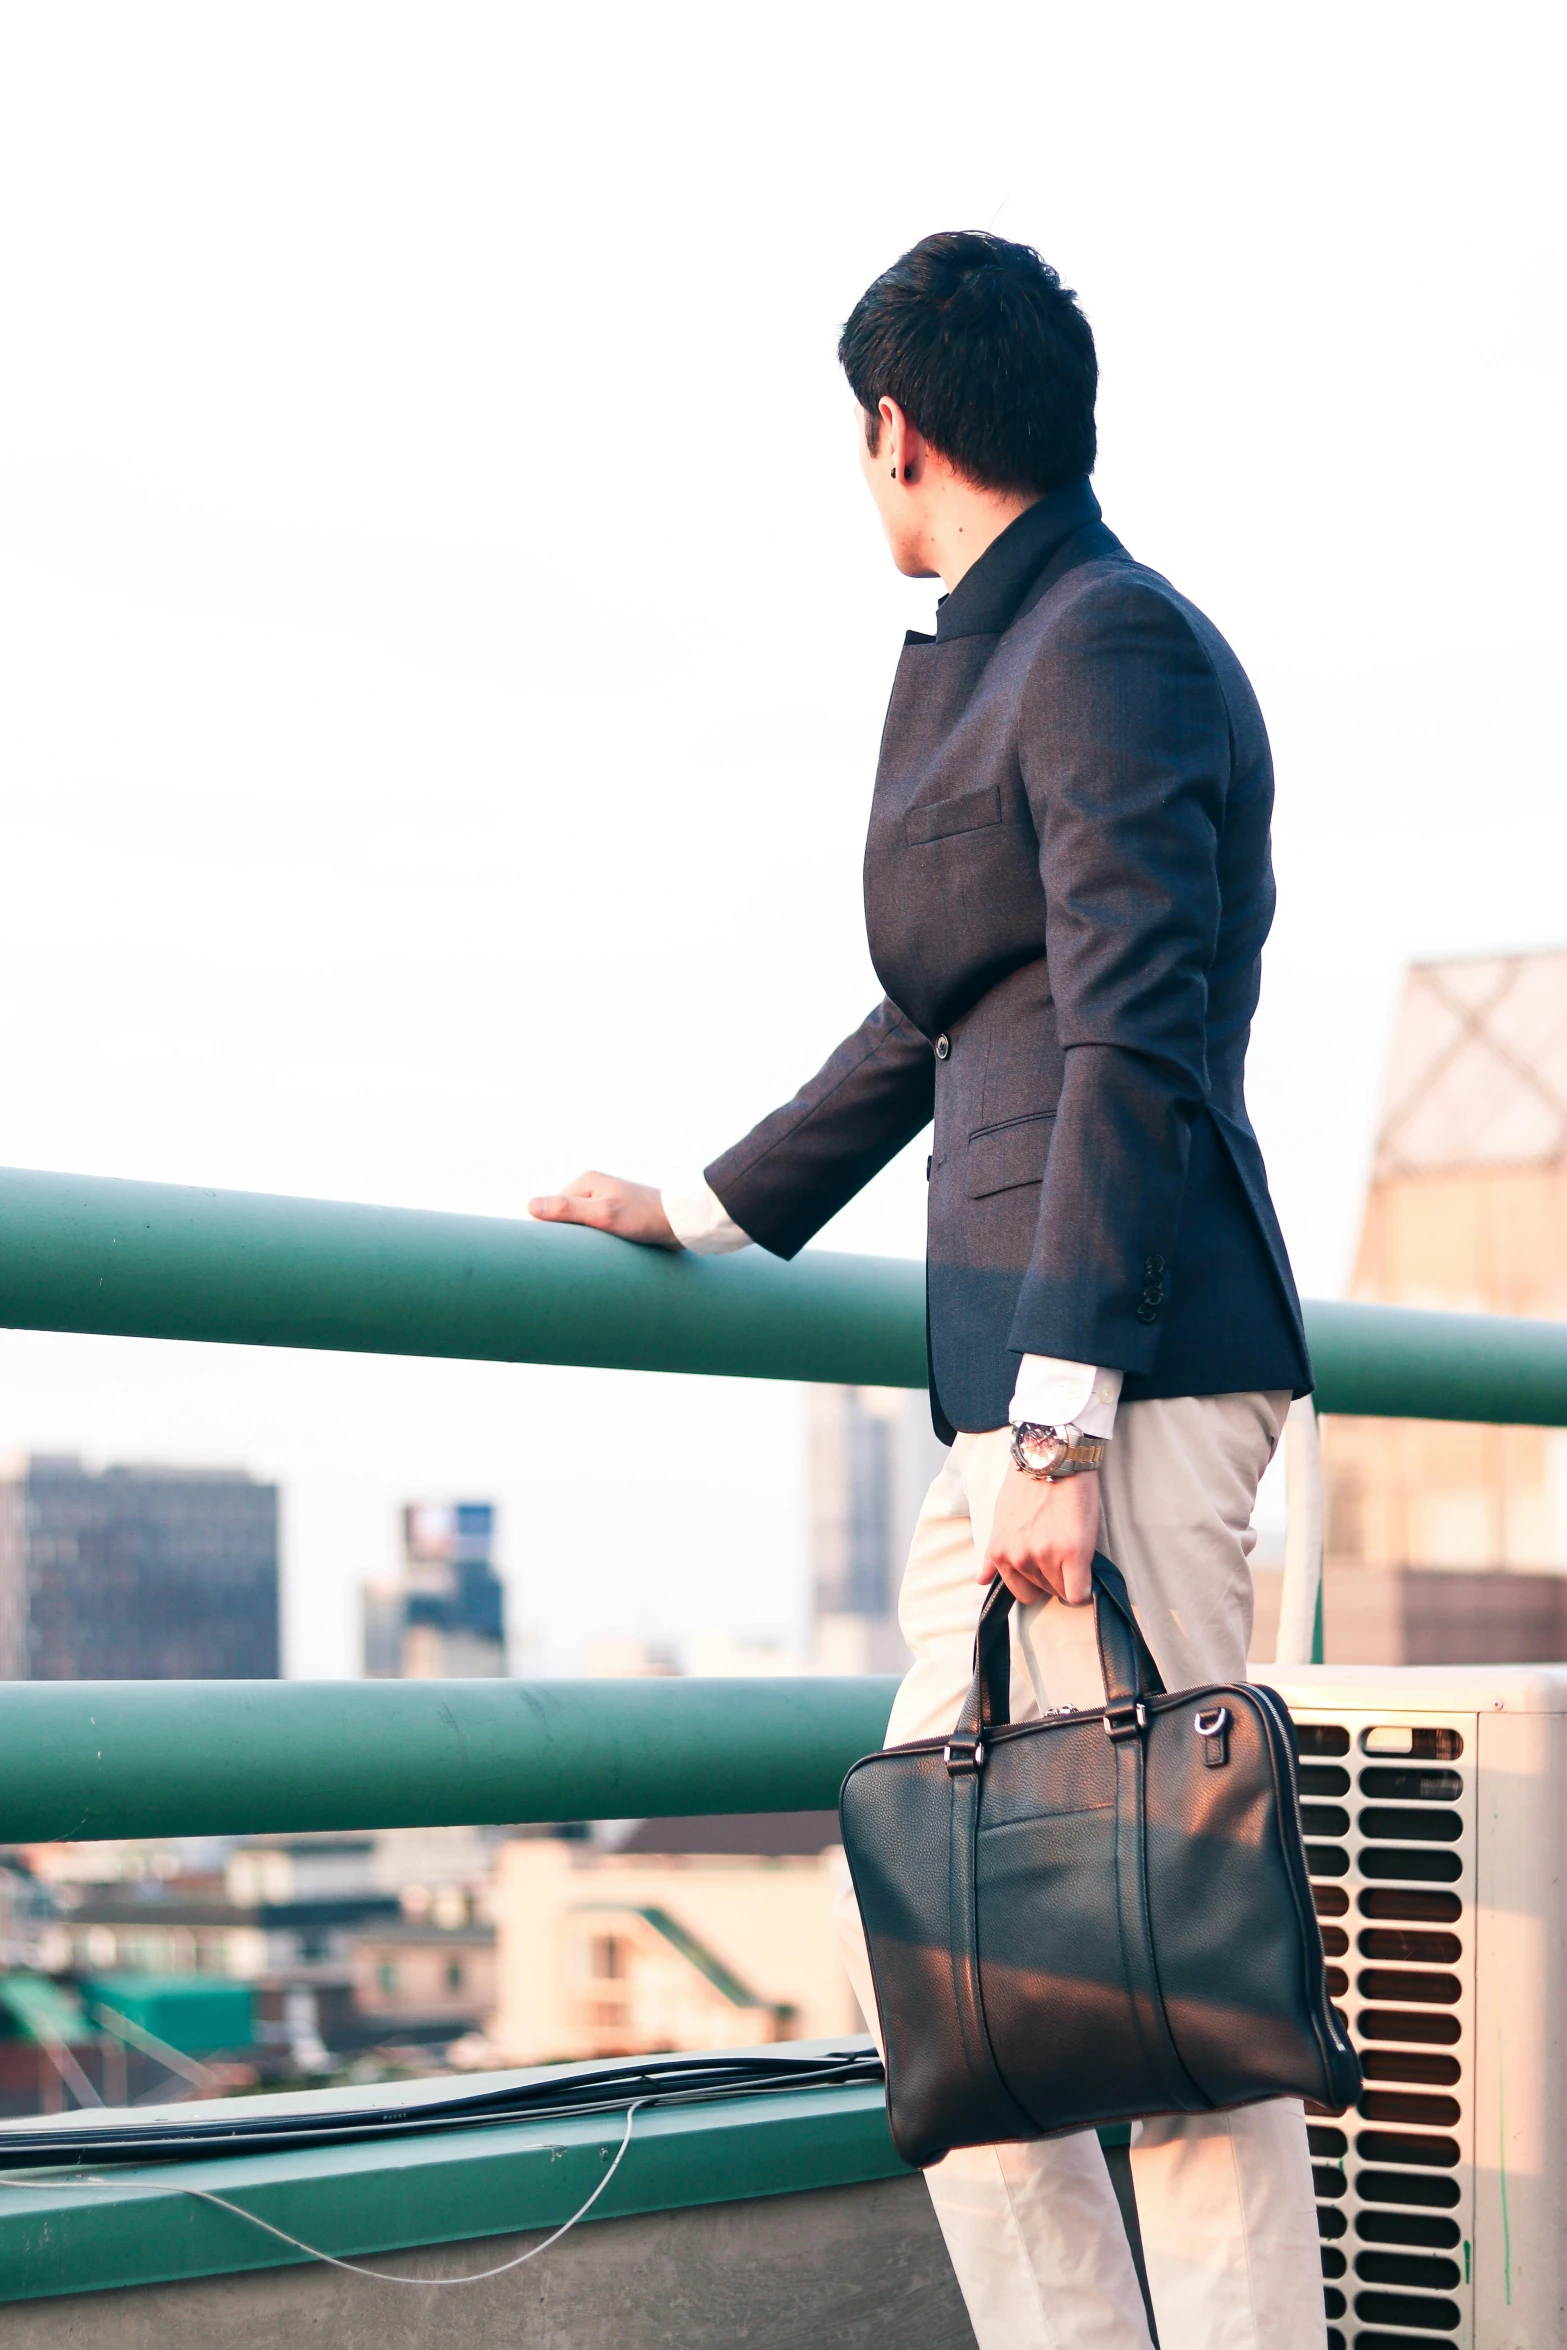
[839,1554,1360,2167]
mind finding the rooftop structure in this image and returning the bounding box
[1324,950,1567,1651]
[1369,950,1567,1202]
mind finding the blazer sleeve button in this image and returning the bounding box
[935,1034,950,1061]
[1136,1302,1160,1325]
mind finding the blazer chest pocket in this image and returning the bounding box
[965,1113,1054,1199]
[903,784,1003,845]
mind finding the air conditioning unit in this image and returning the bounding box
[1266,1662,1567,2350]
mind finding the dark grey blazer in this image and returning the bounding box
[707,479,1311,1438]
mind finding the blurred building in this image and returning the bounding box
[582,1633,681,1678]
[351,1907,497,2039]
[0,1456,278,1680]
[486,1814,854,2066]
[808,1387,944,1674]
[21,1822,504,2084]
[0,1965,225,2117]
[683,1629,804,1676]
[362,1500,507,1679]
[1322,950,1567,1658]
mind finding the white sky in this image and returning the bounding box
[0,4,1561,1676]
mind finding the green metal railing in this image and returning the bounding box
[2,1161,1566,1844]
[0,1671,897,1846]
[0,1166,924,1389]
[2,1165,1567,1420]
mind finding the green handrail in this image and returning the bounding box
[0,1674,900,1845]
[1302,1298,1567,1423]
[0,1163,1565,1421]
[2,1164,1565,1845]
[0,1166,925,1387]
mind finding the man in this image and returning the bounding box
[531,232,1324,2350]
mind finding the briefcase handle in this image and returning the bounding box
[958,1552,1166,1743]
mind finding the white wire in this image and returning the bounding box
[0,2096,645,2288]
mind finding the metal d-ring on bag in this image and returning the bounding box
[838,1552,1361,2168]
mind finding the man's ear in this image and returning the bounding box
[880,397,923,486]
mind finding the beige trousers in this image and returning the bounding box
[832,1395,1326,2350]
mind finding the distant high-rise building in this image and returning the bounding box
[362,1501,507,1679]
[809,1388,945,1674]
[0,1456,279,1680]
[1325,951,1567,1578]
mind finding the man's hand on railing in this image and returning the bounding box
[527,1172,681,1249]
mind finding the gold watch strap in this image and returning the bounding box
[1011,1423,1108,1478]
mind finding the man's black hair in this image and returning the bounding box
[838,232,1096,497]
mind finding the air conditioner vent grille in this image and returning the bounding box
[1359,1806,1463,1843]
[1357,1969,1461,2005]
[1360,2050,1459,2087]
[1358,1768,1463,1802]
[1359,1846,1462,1883]
[1293,1705,1474,2349]
[1359,1930,1460,1964]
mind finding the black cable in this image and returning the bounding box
[0,2044,886,2168]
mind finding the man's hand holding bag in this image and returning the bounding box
[839,1554,1360,2168]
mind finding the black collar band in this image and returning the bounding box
[934,477,1102,643]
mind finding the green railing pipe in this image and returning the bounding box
[1301,1298,1567,1424]
[0,1164,1565,1422]
[0,1675,900,1846]
[0,1165,926,1388]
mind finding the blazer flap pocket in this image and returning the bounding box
[904,784,1003,845]
[965,1113,1054,1199]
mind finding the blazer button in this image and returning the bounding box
[1136,1302,1160,1325]
[935,1034,950,1061]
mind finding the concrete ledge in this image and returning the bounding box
[0,2081,908,2303]
[0,2173,979,2349]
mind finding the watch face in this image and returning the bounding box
[1016,1426,1068,1476]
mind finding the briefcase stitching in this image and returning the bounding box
[1114,1710,1215,2116]
[950,1761,1038,2146]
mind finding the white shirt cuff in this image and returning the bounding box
[661,1176,754,1256]
[1009,1356,1122,1438]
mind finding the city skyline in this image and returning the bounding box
[0,7,1559,1677]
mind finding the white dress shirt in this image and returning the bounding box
[660,1177,1121,1437]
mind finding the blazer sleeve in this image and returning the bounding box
[1010,576,1226,1371]
[704,998,935,1259]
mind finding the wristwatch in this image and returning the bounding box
[1010,1422,1107,1480]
